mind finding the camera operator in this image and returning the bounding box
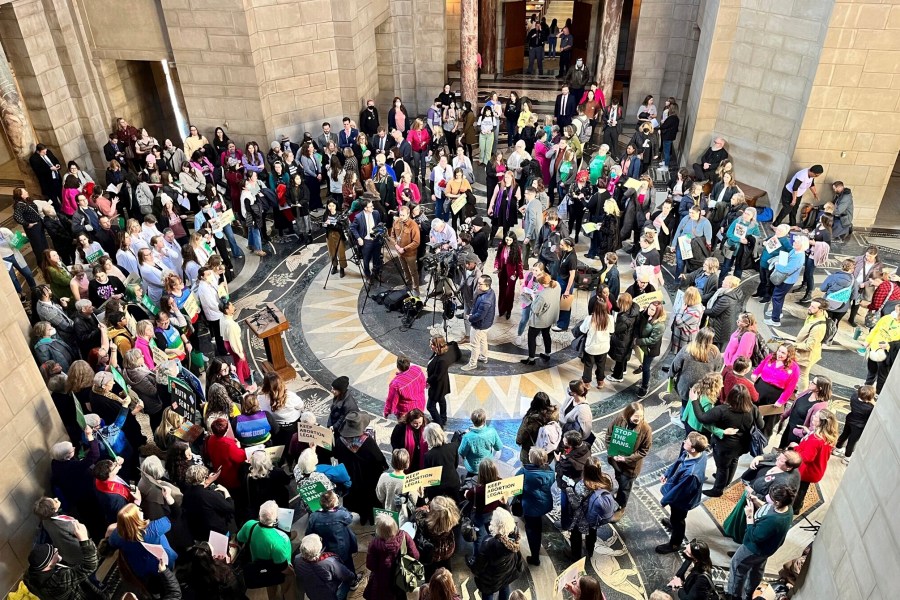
[458,251,483,345]
[324,198,348,277]
[429,218,458,251]
[350,197,383,283]
[389,205,421,295]
[469,216,490,264]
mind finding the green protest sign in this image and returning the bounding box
[298,481,327,512]
[373,508,400,525]
[607,425,638,457]
[110,365,130,395]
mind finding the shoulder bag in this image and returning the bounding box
[393,532,425,592]
[239,523,287,589]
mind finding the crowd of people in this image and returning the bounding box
[8,70,892,600]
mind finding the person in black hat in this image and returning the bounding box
[25,519,106,600]
[776,164,823,227]
[331,411,387,525]
[469,216,490,264]
[327,375,358,433]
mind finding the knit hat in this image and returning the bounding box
[29,544,55,571]
[271,141,280,150]
[332,376,350,394]
[470,216,485,227]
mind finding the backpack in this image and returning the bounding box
[393,533,425,592]
[748,407,768,458]
[535,421,562,456]
[585,489,618,528]
[810,319,837,347]
[701,572,726,600]
[751,334,768,367]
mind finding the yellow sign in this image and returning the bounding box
[402,466,442,492]
[484,474,524,504]
[295,422,334,451]
[633,290,663,311]
[554,557,586,596]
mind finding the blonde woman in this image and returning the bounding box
[153,407,185,451]
[671,286,705,352]
[680,372,725,437]
[414,495,461,580]
[106,503,177,578]
[671,328,723,407]
[790,408,838,512]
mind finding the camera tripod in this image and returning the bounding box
[422,262,466,337]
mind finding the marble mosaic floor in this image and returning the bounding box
[225,187,894,599]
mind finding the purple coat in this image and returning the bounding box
[363,531,418,600]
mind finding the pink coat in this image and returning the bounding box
[724,330,756,367]
[61,188,79,216]
[752,356,800,406]
[134,337,156,370]
[534,141,551,183]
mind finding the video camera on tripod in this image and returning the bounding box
[422,246,464,276]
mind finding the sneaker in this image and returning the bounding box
[349,576,362,591]
[607,375,624,383]
[764,319,781,327]
[478,357,488,363]
[551,326,566,332]
[842,456,851,465]
[520,357,536,365]
[461,363,478,372]
[832,447,845,457]
[636,386,648,397]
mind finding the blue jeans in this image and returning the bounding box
[472,510,491,558]
[518,304,532,336]
[801,255,815,294]
[247,226,262,251]
[640,350,654,389]
[675,245,687,277]
[770,282,793,322]
[556,276,572,329]
[482,586,511,600]
[222,224,244,257]
[5,257,36,294]
[435,195,448,222]
[548,36,557,57]
[662,140,673,165]
[728,544,768,600]
[719,244,747,280]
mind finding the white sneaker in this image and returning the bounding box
[841,456,851,465]
[461,363,478,372]
[478,356,488,363]
[764,319,781,327]
[832,447,845,457]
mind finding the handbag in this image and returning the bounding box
[393,532,425,592]
[867,347,888,362]
[749,408,768,457]
[769,260,802,286]
[239,524,287,589]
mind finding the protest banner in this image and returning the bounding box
[168,376,200,423]
[295,422,334,450]
[484,475,525,504]
[402,466,442,492]
[607,425,638,457]
[373,508,400,525]
[633,290,663,311]
[298,481,327,512]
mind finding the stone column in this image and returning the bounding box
[460,0,479,103]
[480,0,497,75]
[0,40,37,188]
[597,0,624,104]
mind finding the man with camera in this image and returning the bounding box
[389,205,421,295]
[351,198,384,283]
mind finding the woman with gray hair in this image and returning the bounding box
[423,422,461,500]
[363,513,419,600]
[236,499,294,597]
[89,369,146,457]
[293,533,357,600]
[472,508,525,600]
[246,449,290,520]
[138,455,193,551]
[181,463,235,542]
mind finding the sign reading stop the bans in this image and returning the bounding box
[607,425,638,457]
[373,508,400,524]
[298,481,327,512]
[484,474,524,504]
[295,422,334,450]
[401,466,442,493]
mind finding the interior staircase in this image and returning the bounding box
[543,0,573,27]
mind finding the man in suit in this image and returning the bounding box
[103,134,125,164]
[338,117,358,150]
[554,85,577,129]
[392,130,412,163]
[314,122,339,153]
[29,143,63,206]
[70,194,100,238]
[372,126,395,156]
[350,198,383,282]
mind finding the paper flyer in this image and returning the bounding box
[555,557,586,595]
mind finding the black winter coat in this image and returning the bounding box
[427,351,455,406]
[705,289,743,348]
[693,402,763,455]
[609,304,640,362]
[473,533,524,595]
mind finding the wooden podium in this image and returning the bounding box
[246,303,296,381]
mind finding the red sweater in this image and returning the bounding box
[720,367,759,404]
[796,433,831,483]
[205,434,246,490]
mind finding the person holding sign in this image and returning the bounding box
[655,432,709,554]
[605,402,653,521]
[752,223,792,304]
[106,503,177,580]
[464,458,504,563]
[720,206,760,280]
[333,412,387,526]
[670,205,712,278]
[564,575,606,600]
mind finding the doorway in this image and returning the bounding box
[873,152,900,231]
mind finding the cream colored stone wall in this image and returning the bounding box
[792,0,900,226]
[446,0,461,67]
[626,0,700,121]
[0,258,69,592]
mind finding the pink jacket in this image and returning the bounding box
[724,330,756,367]
[534,141,551,183]
[134,337,156,370]
[752,356,799,406]
[61,188,79,217]
[384,365,427,418]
